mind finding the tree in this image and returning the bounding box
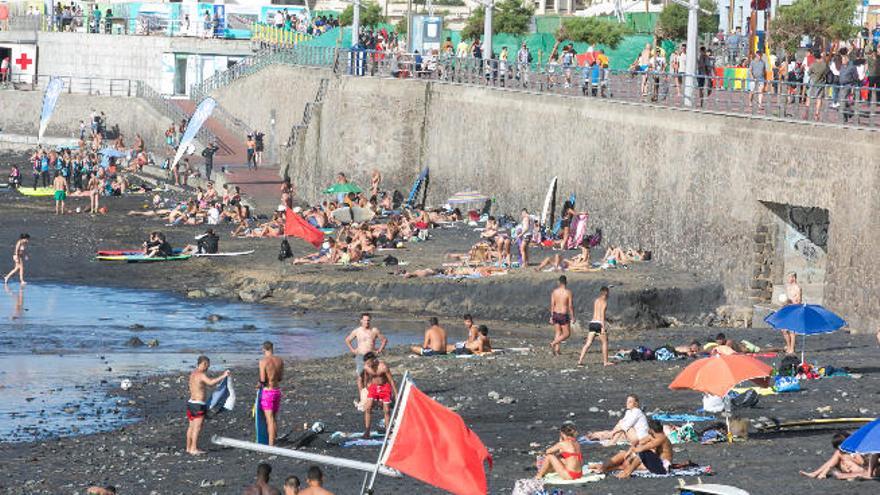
[395,17,407,35]
[772,0,861,52]
[549,17,630,59]
[339,1,385,28]
[655,0,718,41]
[461,0,534,41]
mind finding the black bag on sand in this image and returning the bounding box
[382,255,399,266]
[778,355,800,376]
[731,388,759,409]
[279,239,293,261]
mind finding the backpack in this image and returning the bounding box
[278,239,293,261]
[778,355,800,376]
[731,388,759,408]
[382,255,398,266]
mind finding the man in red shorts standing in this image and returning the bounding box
[186,355,229,455]
[361,351,397,439]
[259,341,285,446]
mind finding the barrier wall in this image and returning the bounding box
[269,66,880,331]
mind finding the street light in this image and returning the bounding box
[668,0,713,107]
[475,0,494,59]
[351,0,361,47]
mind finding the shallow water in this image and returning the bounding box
[0,283,422,442]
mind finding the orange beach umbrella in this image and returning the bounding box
[669,354,772,397]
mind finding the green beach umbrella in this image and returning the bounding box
[323,183,362,194]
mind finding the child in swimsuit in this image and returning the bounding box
[535,424,584,480]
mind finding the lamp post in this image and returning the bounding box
[478,0,494,59]
[352,0,361,47]
[669,0,713,107]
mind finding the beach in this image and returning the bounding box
[0,184,877,494]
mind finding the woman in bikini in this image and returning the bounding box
[535,424,583,480]
[4,234,30,286]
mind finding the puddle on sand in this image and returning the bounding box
[0,283,422,443]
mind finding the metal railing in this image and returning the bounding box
[135,81,219,148]
[339,49,880,129]
[4,13,228,38]
[2,74,138,96]
[190,45,337,100]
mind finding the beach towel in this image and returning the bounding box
[652,413,716,422]
[208,376,236,413]
[627,464,712,478]
[731,386,776,396]
[340,438,385,448]
[326,430,384,445]
[565,214,589,250]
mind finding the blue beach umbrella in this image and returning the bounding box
[764,304,847,364]
[840,418,880,454]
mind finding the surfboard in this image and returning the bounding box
[255,389,269,445]
[18,187,55,197]
[330,206,375,224]
[540,176,558,229]
[193,250,255,257]
[405,167,429,208]
[96,254,192,262]
[678,483,749,495]
[96,248,183,256]
[754,417,874,431]
[543,471,604,485]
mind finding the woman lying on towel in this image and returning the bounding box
[535,424,585,481]
[800,432,878,480]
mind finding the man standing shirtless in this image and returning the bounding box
[577,286,612,366]
[344,313,387,395]
[259,341,285,446]
[549,276,575,356]
[783,272,802,354]
[186,355,229,455]
[410,317,447,356]
[52,172,68,215]
[361,352,397,438]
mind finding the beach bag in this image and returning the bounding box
[668,423,699,444]
[278,239,293,261]
[778,355,800,376]
[655,346,676,361]
[382,255,398,266]
[731,388,759,408]
[774,375,801,393]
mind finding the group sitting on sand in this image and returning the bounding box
[241,462,335,495]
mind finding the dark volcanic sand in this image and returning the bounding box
[0,175,878,494]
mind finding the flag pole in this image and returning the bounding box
[361,370,410,495]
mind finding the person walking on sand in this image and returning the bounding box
[577,286,613,366]
[185,355,229,455]
[549,275,575,356]
[299,466,334,495]
[782,272,802,354]
[361,351,397,438]
[4,234,29,286]
[259,341,285,446]
[344,312,387,396]
[243,463,281,495]
[52,172,68,215]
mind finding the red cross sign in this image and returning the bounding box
[15,53,33,71]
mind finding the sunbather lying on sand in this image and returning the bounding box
[592,419,673,479]
[293,239,340,265]
[397,266,508,278]
[800,432,878,480]
[535,424,584,481]
[706,333,782,355]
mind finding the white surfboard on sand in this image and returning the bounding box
[540,176,558,229]
[193,250,256,257]
[679,483,749,495]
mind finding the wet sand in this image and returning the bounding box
[0,182,878,494]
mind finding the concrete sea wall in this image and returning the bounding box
[1,91,173,152]
[265,67,880,331]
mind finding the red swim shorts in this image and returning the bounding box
[367,383,392,404]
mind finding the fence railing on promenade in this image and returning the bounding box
[2,74,137,96]
[340,49,880,129]
[5,13,229,38]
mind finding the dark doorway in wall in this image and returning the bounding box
[761,201,829,305]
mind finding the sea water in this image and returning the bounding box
[0,283,421,442]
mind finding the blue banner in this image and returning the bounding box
[38,77,64,142]
[172,97,217,169]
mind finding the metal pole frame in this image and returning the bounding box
[361,370,411,495]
